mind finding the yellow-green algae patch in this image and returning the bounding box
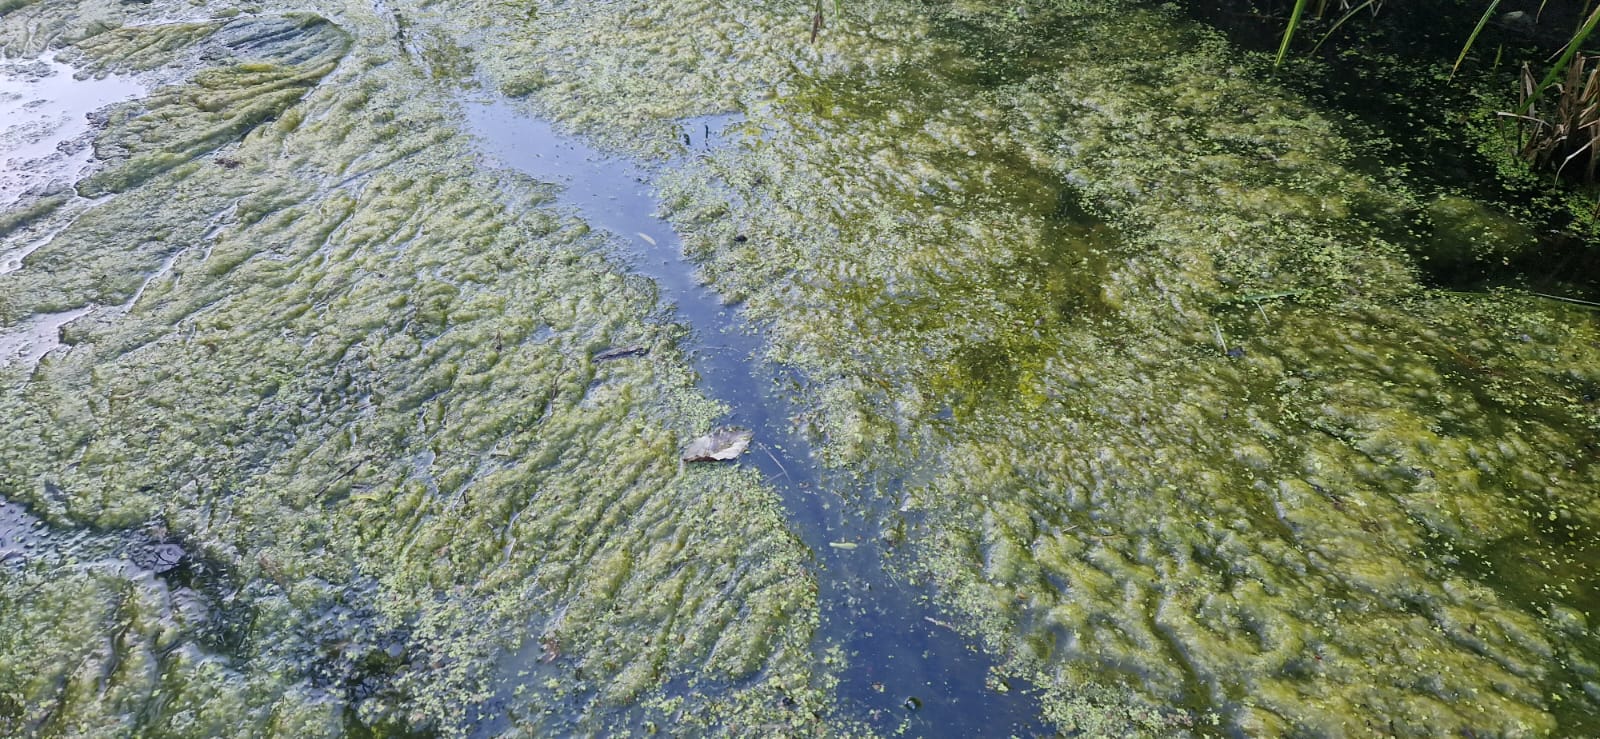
[0,6,830,737]
[442,0,1600,733]
[431,0,936,157]
[76,16,350,196]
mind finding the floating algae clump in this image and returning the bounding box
[74,16,351,196]
[0,3,829,736]
[443,0,1600,732]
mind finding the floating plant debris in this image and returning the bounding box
[682,427,754,462]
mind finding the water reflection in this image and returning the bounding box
[0,306,92,370]
[0,55,143,209]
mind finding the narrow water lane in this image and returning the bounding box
[461,98,1049,735]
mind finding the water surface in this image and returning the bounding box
[463,97,1050,736]
[0,56,142,209]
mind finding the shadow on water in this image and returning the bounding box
[459,98,1050,736]
[1178,0,1600,301]
[0,496,246,651]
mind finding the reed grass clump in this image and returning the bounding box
[1507,51,1600,183]
[1271,0,1600,182]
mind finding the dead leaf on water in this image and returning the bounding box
[682,426,752,462]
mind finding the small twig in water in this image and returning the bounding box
[1529,290,1600,309]
[924,616,958,632]
[315,454,377,498]
[758,442,790,480]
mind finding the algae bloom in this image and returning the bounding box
[2,0,1598,735]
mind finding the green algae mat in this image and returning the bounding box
[2,0,1598,735]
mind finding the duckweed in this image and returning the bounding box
[453,0,1600,733]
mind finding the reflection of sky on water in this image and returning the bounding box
[0,55,143,209]
[0,306,93,370]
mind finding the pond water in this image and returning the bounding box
[462,96,1047,736]
[0,305,91,369]
[0,57,142,369]
[2,0,1599,736]
[0,56,142,209]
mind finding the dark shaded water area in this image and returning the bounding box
[1178,0,1600,300]
[2,500,180,574]
[460,98,1049,736]
[0,498,236,637]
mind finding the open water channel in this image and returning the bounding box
[460,97,1046,735]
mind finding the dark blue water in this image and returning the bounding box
[461,98,1048,736]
